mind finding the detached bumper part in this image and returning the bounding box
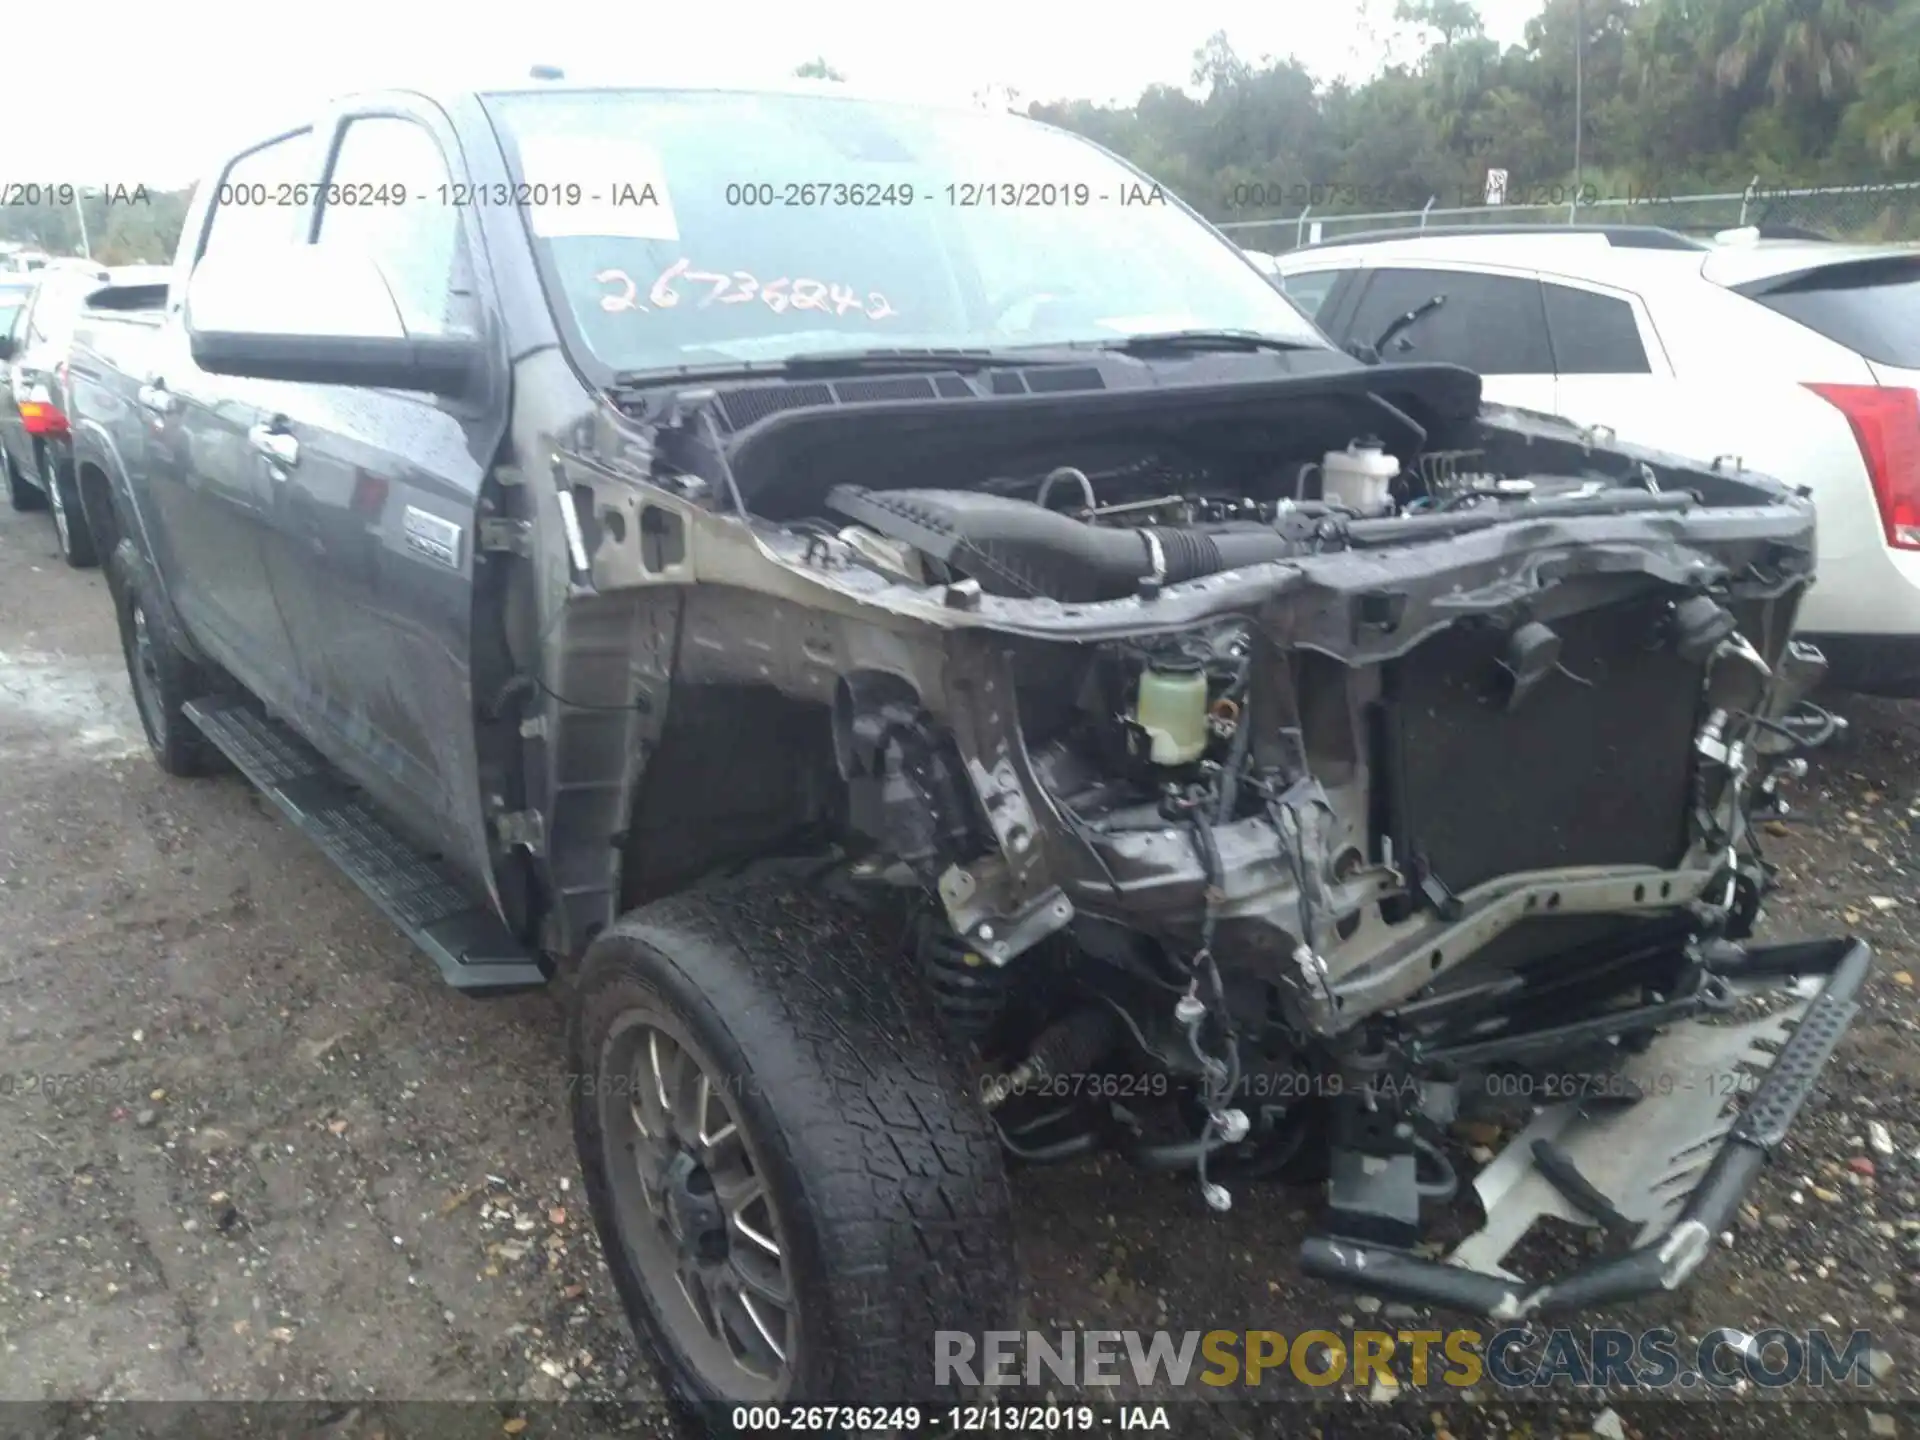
[1300,937,1869,1320]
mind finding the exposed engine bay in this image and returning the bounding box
[822,436,1627,604]
[545,359,1867,1319]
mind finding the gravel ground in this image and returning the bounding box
[1,499,1917,1440]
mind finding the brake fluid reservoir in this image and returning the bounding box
[1135,658,1209,766]
[1321,439,1400,513]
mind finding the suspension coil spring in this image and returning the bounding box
[915,910,1011,1044]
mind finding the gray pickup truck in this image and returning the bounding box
[68,75,1864,1415]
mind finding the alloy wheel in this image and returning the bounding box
[598,1014,798,1398]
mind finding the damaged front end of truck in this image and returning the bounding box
[519,356,1865,1321]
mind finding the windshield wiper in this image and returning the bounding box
[610,346,1076,388]
[1089,328,1323,358]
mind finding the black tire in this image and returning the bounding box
[571,868,1016,1417]
[109,540,218,777]
[5,452,45,512]
[48,460,98,568]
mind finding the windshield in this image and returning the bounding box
[482,88,1326,377]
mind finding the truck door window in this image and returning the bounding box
[1541,282,1651,373]
[1345,267,1554,374]
[200,130,318,260]
[314,117,472,339]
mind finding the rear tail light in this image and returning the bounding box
[1806,383,1920,550]
[18,396,69,437]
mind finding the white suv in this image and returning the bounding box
[1269,225,1920,694]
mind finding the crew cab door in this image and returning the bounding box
[1327,263,1559,414]
[146,130,320,706]
[250,102,502,871]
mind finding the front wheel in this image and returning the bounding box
[570,869,1016,1413]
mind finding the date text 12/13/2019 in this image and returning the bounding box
[720,180,1171,208]
[726,1405,1168,1431]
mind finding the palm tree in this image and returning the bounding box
[1843,0,1920,162]
[1710,0,1884,103]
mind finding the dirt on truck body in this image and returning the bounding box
[64,76,1864,1419]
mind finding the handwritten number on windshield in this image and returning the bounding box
[596,260,896,321]
[595,268,640,312]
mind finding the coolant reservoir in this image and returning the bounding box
[1321,439,1400,513]
[1136,658,1209,766]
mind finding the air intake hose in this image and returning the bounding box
[826,486,1306,603]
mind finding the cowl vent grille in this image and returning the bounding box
[716,383,835,431]
[831,376,943,405]
[1021,365,1109,394]
[699,364,1108,433]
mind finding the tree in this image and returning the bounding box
[1021,0,1920,222]
[1710,0,1884,104]
[0,187,191,261]
[793,57,845,81]
[1621,0,1894,174]
[1395,0,1487,47]
[1192,33,1244,93]
[1842,0,1920,163]
[97,191,190,264]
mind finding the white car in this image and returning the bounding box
[1270,225,1920,693]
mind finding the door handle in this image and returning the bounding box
[137,381,175,415]
[248,423,299,470]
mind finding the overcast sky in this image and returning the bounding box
[4,0,1544,188]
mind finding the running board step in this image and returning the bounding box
[183,696,549,993]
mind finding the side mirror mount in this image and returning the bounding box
[184,246,481,396]
[1345,338,1380,366]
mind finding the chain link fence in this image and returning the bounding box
[1219,179,1920,253]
